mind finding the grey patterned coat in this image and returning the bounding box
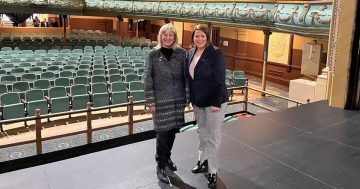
[144,47,188,132]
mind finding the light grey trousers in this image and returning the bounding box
[193,103,227,174]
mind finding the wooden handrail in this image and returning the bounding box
[0,85,304,154]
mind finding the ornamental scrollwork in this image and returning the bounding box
[270,4,278,20]
[0,1,333,37]
[189,6,201,16]
[319,4,328,11]
[205,8,216,16]
[249,8,271,19]
[299,4,310,23]
[233,7,249,17]
[50,0,82,8]
[310,12,331,24]
[275,5,299,23]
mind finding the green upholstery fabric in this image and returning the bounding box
[130,90,145,102]
[0,93,25,120]
[110,82,128,105]
[48,86,69,113]
[25,89,48,116]
[91,83,109,108]
[91,75,106,84]
[70,84,90,110]
[129,81,143,91]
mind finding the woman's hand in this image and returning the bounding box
[147,106,156,113]
[210,106,220,113]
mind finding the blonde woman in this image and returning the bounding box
[144,23,188,184]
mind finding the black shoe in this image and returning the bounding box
[191,160,208,174]
[167,159,177,171]
[208,173,217,189]
[156,166,170,184]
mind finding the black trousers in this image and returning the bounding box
[156,128,179,169]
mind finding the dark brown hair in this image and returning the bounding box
[191,24,211,47]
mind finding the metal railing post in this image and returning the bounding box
[128,97,134,135]
[35,109,42,155]
[86,102,92,144]
[244,85,249,112]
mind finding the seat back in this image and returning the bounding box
[91,75,106,84]
[108,68,121,76]
[71,84,87,96]
[59,71,74,78]
[74,76,89,85]
[0,92,20,105]
[21,73,37,81]
[109,75,122,83]
[0,84,8,95]
[29,66,43,73]
[1,75,17,84]
[49,86,67,98]
[25,89,45,102]
[25,89,48,116]
[92,83,107,94]
[54,78,71,87]
[111,82,127,92]
[129,81,144,91]
[92,69,105,76]
[41,72,56,80]
[34,79,51,90]
[125,74,138,82]
[0,93,24,119]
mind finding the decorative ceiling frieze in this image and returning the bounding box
[0,0,332,36]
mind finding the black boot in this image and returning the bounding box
[156,166,170,184]
[191,160,208,174]
[167,159,177,171]
[208,173,217,189]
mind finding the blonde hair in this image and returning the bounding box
[155,23,178,50]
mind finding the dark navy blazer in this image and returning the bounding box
[185,45,228,108]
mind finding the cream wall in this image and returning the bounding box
[293,35,328,52]
[328,0,357,108]
[151,20,165,26]
[173,21,183,46]
[219,27,264,44]
[184,22,196,31]
[217,27,328,52]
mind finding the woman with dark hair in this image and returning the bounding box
[144,23,188,184]
[186,25,228,189]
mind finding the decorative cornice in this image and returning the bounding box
[328,0,340,72]
[0,0,333,37]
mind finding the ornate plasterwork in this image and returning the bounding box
[328,0,340,72]
[49,0,83,9]
[0,0,333,37]
[0,0,29,6]
[299,4,310,23]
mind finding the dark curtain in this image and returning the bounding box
[345,1,360,110]
[5,13,32,27]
